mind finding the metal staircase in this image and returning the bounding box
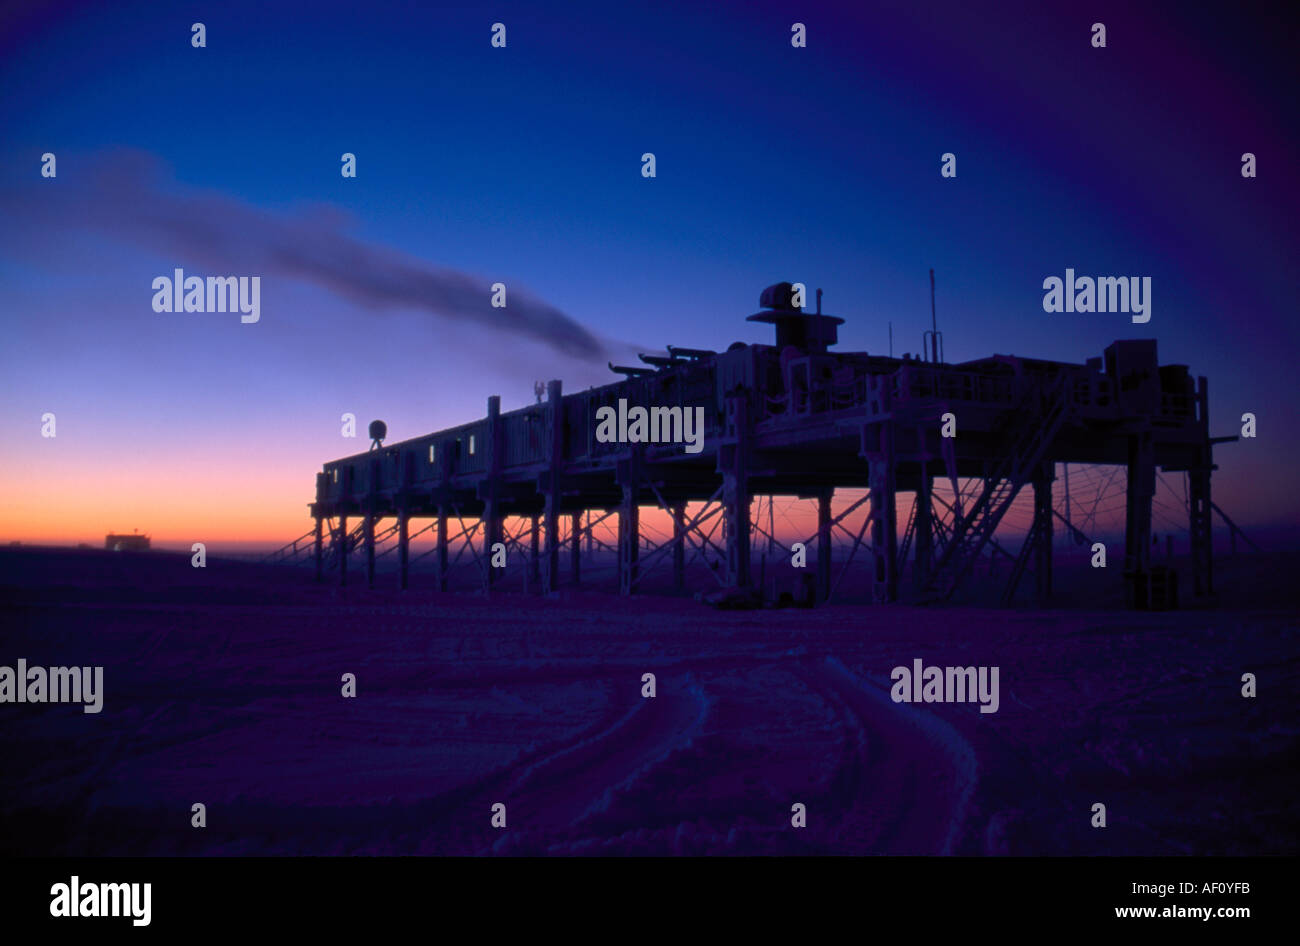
[921,373,1071,601]
[319,518,366,570]
[1000,501,1051,606]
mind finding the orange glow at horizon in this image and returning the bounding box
[1,433,322,549]
[1,440,1230,554]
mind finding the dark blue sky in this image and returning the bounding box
[1,0,1296,541]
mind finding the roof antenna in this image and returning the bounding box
[889,321,893,358]
[815,288,823,314]
[923,268,944,364]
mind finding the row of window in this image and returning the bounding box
[428,434,475,463]
[328,435,480,486]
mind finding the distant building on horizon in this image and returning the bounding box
[106,532,150,551]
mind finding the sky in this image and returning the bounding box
[1,0,1296,549]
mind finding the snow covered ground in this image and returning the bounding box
[1,547,1295,856]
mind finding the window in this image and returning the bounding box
[332,469,339,484]
[428,444,436,463]
[468,434,476,456]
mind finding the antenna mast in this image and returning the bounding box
[924,268,944,364]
